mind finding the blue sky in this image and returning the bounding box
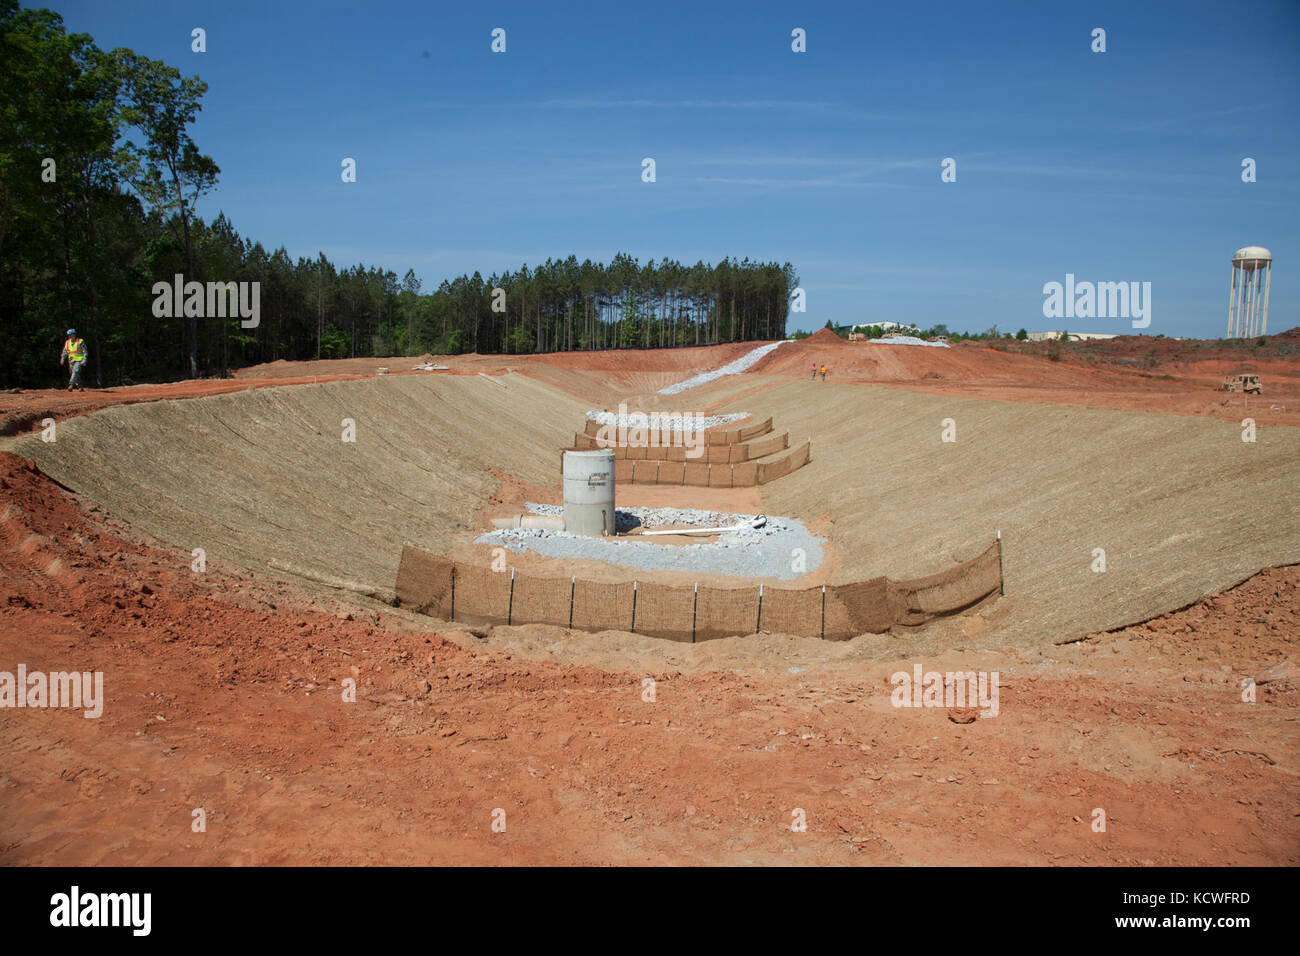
[47,0,1300,338]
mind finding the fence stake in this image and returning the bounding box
[569,575,575,629]
[820,584,826,640]
[507,567,515,626]
[631,580,638,634]
[997,529,1004,596]
[692,582,698,643]
[449,564,455,623]
[756,583,764,633]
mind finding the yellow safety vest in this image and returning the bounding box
[65,338,85,362]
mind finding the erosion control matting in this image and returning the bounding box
[13,369,1300,649]
[729,377,1300,645]
[13,373,588,598]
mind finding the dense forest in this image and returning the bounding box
[0,2,797,388]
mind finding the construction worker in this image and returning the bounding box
[811,363,817,380]
[60,329,87,391]
[820,364,827,381]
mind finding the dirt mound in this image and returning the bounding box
[1088,563,1298,673]
[804,328,851,346]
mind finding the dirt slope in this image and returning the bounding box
[756,331,1300,427]
[739,378,1300,646]
[9,373,589,597]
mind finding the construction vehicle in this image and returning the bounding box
[1221,374,1262,395]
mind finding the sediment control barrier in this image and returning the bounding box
[395,538,1002,642]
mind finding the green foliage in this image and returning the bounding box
[506,324,535,354]
[1016,328,1028,340]
[0,4,797,387]
[319,327,348,359]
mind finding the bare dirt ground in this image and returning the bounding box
[7,328,1294,434]
[1,336,1297,865]
[757,327,1300,428]
[0,453,1295,864]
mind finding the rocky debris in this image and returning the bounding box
[586,409,748,432]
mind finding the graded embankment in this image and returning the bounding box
[13,363,1299,648]
[14,373,588,596]
[731,377,1300,644]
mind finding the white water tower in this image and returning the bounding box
[1227,246,1272,338]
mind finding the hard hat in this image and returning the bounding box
[66,328,76,335]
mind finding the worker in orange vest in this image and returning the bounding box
[60,329,87,391]
[820,364,827,381]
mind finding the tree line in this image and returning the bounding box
[0,3,796,388]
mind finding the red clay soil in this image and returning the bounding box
[5,332,1299,436]
[0,374,377,437]
[0,345,756,437]
[1,451,1294,865]
[758,329,1300,426]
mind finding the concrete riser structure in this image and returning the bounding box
[562,449,616,536]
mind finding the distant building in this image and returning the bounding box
[852,321,911,332]
[1027,331,1119,342]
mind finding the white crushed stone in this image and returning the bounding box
[869,335,950,348]
[476,503,823,580]
[585,410,748,433]
[657,341,786,395]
